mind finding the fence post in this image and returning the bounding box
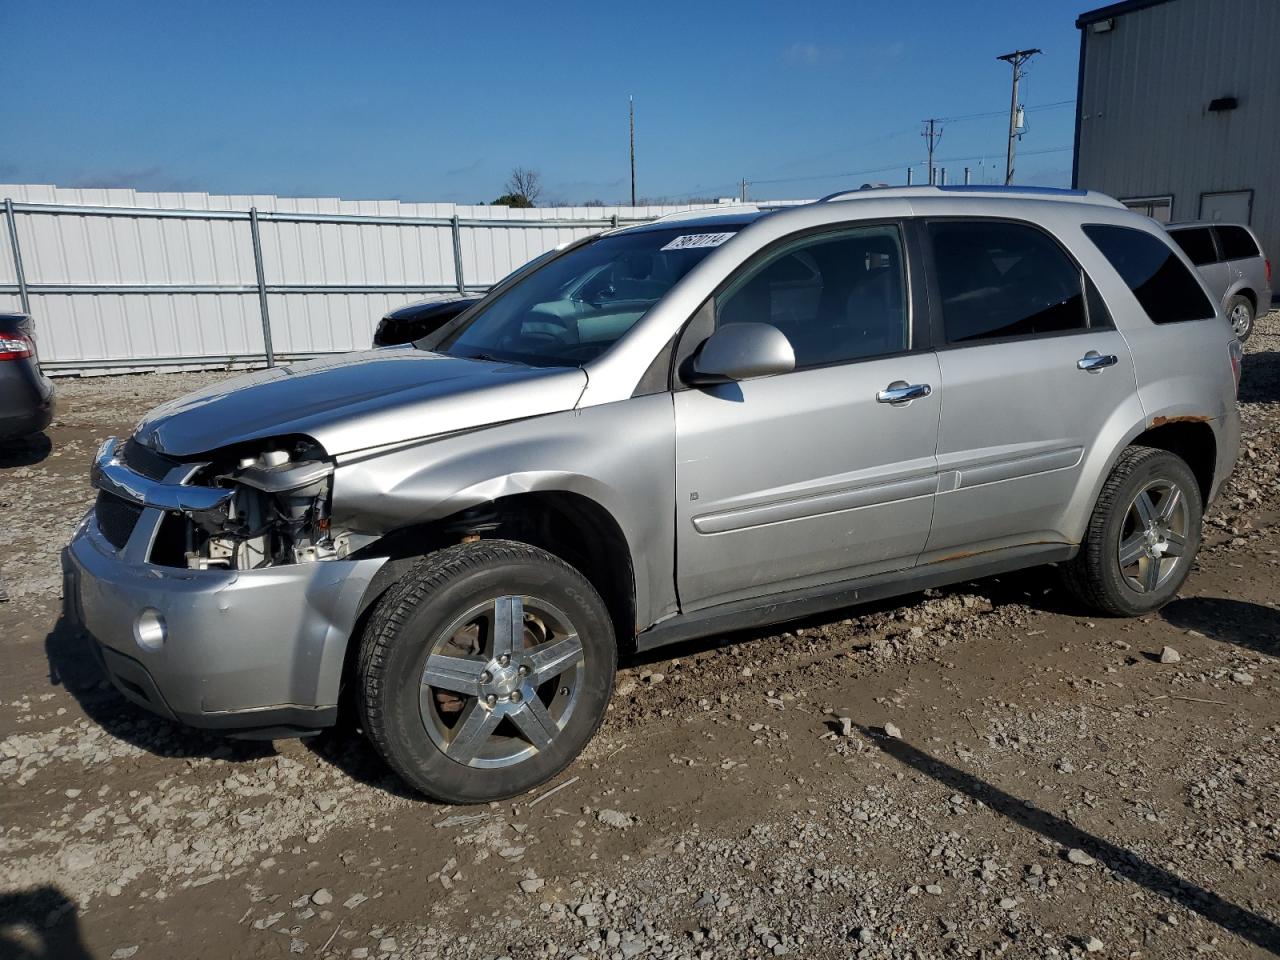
[3,198,31,315]
[450,214,466,294]
[610,214,619,229]
[248,207,276,368]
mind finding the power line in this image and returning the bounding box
[938,98,1075,123]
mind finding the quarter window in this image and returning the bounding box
[928,220,1087,344]
[1083,224,1215,324]
[1215,225,1260,261]
[1169,227,1218,266]
[716,225,908,368]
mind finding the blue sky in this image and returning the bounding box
[1,0,1093,204]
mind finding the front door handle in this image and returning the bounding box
[877,381,932,404]
[1077,351,1118,372]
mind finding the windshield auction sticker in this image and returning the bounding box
[660,232,736,251]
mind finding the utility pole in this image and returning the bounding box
[629,96,636,206]
[921,119,942,185]
[997,48,1040,185]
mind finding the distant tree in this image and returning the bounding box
[493,166,543,207]
[491,193,533,208]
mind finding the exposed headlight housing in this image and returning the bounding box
[182,439,347,570]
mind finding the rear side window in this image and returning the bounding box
[1083,224,1215,324]
[928,220,1087,343]
[1215,225,1260,260]
[1169,227,1218,266]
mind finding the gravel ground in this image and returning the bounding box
[1,313,1278,960]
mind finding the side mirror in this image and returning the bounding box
[685,322,795,385]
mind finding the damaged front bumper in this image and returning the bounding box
[65,509,386,738]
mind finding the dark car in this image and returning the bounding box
[373,297,479,347]
[0,313,55,442]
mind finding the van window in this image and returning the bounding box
[1083,224,1215,324]
[1169,227,1218,266]
[716,225,908,368]
[928,220,1087,343]
[1215,225,1261,261]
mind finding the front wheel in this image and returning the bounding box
[357,540,616,803]
[1062,446,1203,617]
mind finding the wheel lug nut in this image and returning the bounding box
[486,694,497,706]
[499,654,510,667]
[518,665,529,676]
[510,690,522,703]
[480,671,492,684]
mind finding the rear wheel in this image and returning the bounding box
[1226,294,1254,341]
[357,540,616,803]
[1062,446,1202,617]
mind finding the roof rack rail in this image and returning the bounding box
[816,184,1122,207]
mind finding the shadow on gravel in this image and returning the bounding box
[626,567,1080,669]
[861,724,1280,955]
[1239,351,1279,405]
[302,725,429,803]
[0,432,52,468]
[44,610,274,765]
[1160,597,1280,657]
[0,886,91,959]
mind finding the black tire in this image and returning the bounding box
[357,540,616,803]
[1062,446,1202,617]
[1226,294,1254,341]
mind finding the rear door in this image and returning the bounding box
[921,218,1139,557]
[1169,227,1228,305]
[673,222,941,611]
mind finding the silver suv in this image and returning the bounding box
[68,186,1243,803]
[1165,221,1271,340]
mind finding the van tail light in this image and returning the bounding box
[0,334,34,361]
[1228,339,1243,395]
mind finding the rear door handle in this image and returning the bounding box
[1077,351,1118,372]
[877,381,932,404]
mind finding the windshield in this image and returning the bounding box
[429,225,743,366]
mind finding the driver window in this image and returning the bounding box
[715,225,908,369]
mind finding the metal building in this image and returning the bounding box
[1073,0,1280,273]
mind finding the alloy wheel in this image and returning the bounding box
[1116,479,1190,594]
[419,595,585,769]
[1229,302,1252,338]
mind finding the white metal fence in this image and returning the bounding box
[0,184,801,375]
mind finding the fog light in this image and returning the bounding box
[134,608,167,652]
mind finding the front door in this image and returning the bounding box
[673,223,941,612]
[920,218,1140,556]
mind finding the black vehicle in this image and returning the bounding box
[373,297,479,347]
[0,313,55,441]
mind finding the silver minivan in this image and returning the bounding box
[1166,221,1271,340]
[68,186,1242,802]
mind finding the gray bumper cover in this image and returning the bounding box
[66,513,386,733]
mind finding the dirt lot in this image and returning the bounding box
[2,314,1278,960]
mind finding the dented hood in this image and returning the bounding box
[134,348,588,457]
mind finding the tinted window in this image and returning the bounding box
[928,220,1086,343]
[1083,224,1215,324]
[716,225,907,368]
[1215,225,1260,260]
[1169,227,1218,266]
